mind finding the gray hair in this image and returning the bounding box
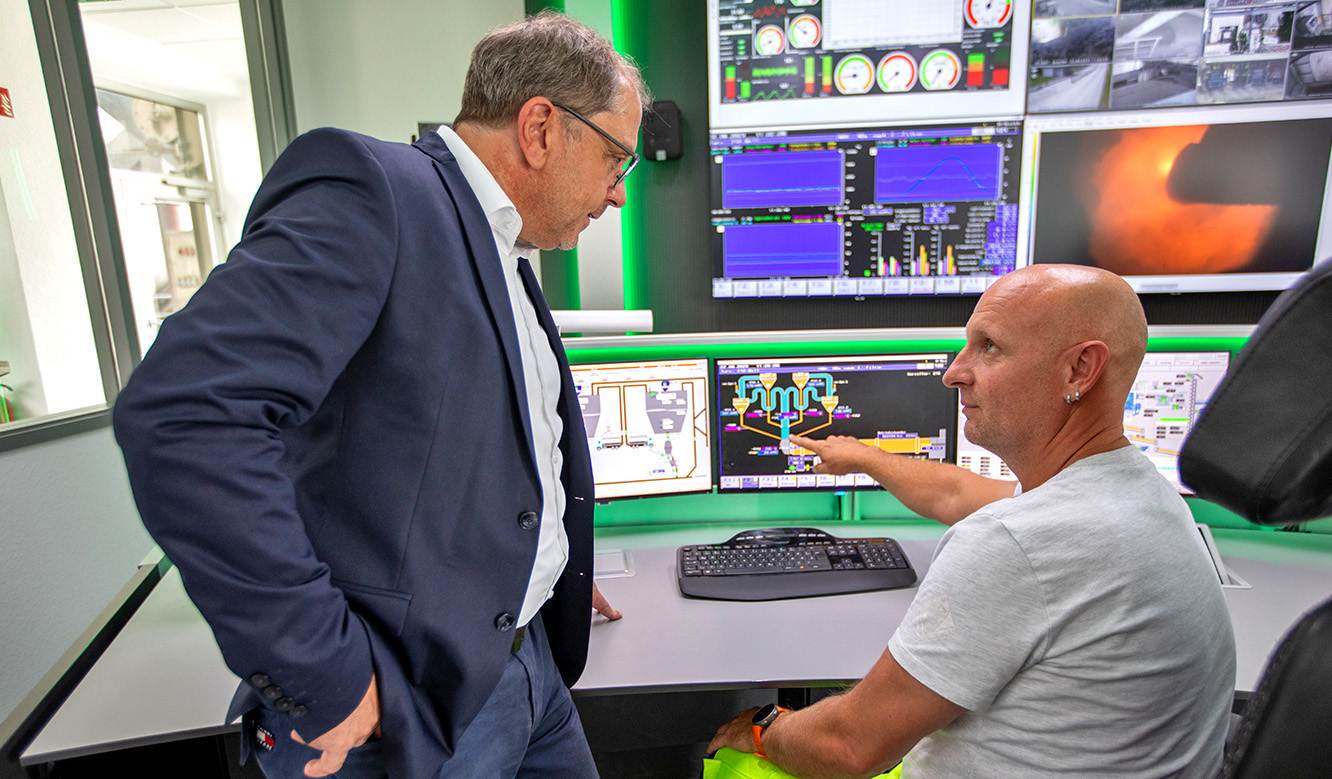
[454,10,650,127]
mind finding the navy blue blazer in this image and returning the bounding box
[113,128,595,779]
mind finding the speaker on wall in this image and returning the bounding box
[643,100,682,161]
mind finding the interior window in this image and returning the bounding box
[0,1,108,425]
[96,89,224,352]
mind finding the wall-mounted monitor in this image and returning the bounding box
[715,353,956,492]
[1027,2,1328,114]
[708,0,1032,128]
[707,0,1332,299]
[571,358,714,500]
[1026,104,1332,293]
[710,118,1025,299]
[955,350,1232,492]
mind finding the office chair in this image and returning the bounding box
[1179,258,1332,779]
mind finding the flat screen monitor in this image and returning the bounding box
[710,117,1025,299]
[706,1,1332,298]
[707,0,1031,129]
[955,350,1231,492]
[715,353,957,492]
[1026,105,1332,293]
[571,358,714,500]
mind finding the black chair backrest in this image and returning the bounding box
[1220,596,1332,779]
[1179,261,1332,779]
[1179,259,1332,526]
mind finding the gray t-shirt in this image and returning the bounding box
[889,446,1235,779]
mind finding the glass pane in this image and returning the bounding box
[0,1,108,425]
[80,0,262,357]
[109,171,220,352]
[96,89,210,180]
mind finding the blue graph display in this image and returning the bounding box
[723,150,844,209]
[874,144,1003,204]
[723,222,843,278]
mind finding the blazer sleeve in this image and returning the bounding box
[113,128,401,741]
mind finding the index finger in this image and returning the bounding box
[592,583,623,621]
[788,433,820,452]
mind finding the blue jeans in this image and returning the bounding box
[250,615,598,779]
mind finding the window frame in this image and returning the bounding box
[1,0,293,454]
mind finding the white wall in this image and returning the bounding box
[282,0,523,142]
[0,427,153,722]
[282,0,632,313]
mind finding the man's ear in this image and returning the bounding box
[1067,340,1109,396]
[515,97,558,170]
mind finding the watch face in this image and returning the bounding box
[752,703,780,727]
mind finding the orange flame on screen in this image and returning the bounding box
[1080,125,1277,275]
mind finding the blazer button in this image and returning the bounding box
[291,705,309,719]
[495,612,516,632]
[262,685,284,701]
[518,511,539,530]
[250,673,271,688]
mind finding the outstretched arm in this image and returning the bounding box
[788,434,1015,525]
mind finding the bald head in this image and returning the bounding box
[982,264,1148,395]
[946,264,1148,482]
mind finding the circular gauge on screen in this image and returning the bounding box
[965,0,1012,28]
[835,54,875,94]
[755,24,786,56]
[789,15,822,48]
[919,49,961,91]
[877,52,918,92]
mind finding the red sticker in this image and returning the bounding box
[0,88,13,119]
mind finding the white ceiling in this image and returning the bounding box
[78,0,250,103]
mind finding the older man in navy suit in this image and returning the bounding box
[113,12,645,779]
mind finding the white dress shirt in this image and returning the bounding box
[435,127,568,627]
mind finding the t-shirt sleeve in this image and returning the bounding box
[888,514,1048,712]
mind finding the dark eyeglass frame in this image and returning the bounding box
[552,102,639,188]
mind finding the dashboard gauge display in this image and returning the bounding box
[877,52,918,93]
[788,15,822,48]
[965,0,1012,28]
[835,54,875,95]
[755,24,785,56]
[920,49,961,91]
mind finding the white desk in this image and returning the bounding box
[22,522,1332,764]
[578,528,941,695]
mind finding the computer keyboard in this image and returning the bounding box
[677,527,917,601]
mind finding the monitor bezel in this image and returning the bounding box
[713,351,959,494]
[570,356,717,502]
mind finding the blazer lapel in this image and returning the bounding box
[516,256,592,493]
[414,133,535,458]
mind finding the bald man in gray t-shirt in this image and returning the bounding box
[709,265,1237,778]
[891,446,1234,778]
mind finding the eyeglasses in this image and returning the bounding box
[552,102,639,188]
